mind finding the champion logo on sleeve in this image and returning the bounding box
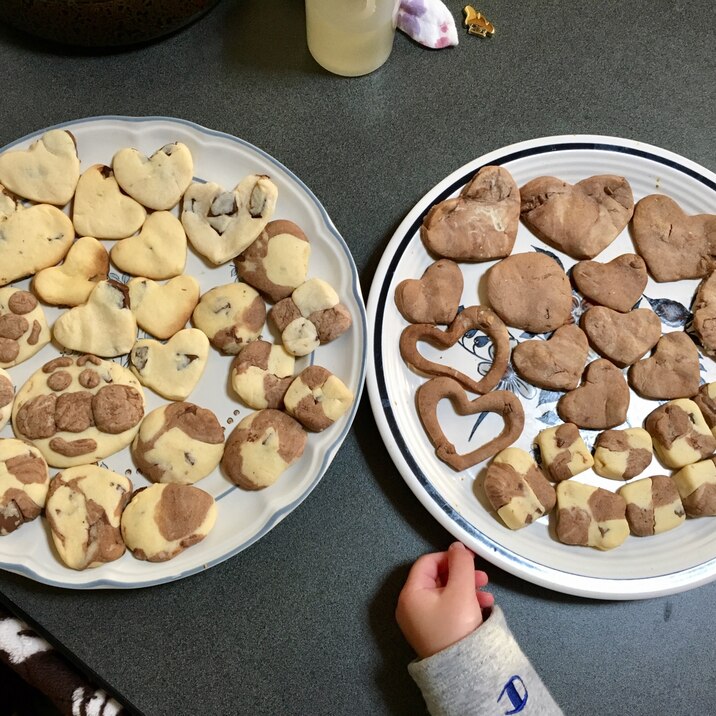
[499,674,528,714]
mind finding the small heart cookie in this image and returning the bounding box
[572,254,647,313]
[582,306,662,367]
[0,367,14,430]
[512,324,589,390]
[520,175,634,259]
[73,165,147,240]
[128,275,200,340]
[112,142,194,210]
[110,211,187,279]
[0,130,80,205]
[395,259,464,324]
[400,306,509,394]
[558,359,630,429]
[693,271,716,356]
[417,376,525,471]
[129,328,210,401]
[0,288,51,368]
[32,236,109,307]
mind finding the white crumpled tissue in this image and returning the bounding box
[397,0,459,49]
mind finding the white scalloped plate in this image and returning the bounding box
[0,116,366,589]
[367,135,716,600]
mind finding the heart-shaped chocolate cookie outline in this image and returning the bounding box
[417,376,525,471]
[400,306,509,394]
[571,253,647,313]
[394,259,464,325]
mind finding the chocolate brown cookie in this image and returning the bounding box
[571,254,647,312]
[394,259,463,325]
[692,271,716,356]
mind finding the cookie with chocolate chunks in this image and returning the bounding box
[0,288,50,369]
[534,423,593,482]
[231,340,294,410]
[283,366,354,432]
[0,368,13,431]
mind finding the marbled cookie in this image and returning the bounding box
[132,402,224,485]
[618,476,685,536]
[0,438,49,535]
[672,459,716,517]
[12,355,145,468]
[693,382,716,436]
[0,369,13,431]
[534,423,594,482]
[121,483,217,562]
[593,428,653,480]
[283,366,354,432]
[221,409,307,490]
[45,466,132,570]
[483,448,556,530]
[0,288,50,368]
[128,276,200,340]
[230,340,294,410]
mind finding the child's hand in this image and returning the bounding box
[396,541,495,659]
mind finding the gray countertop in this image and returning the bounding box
[1,1,715,714]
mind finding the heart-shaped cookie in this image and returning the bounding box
[129,328,210,401]
[32,236,109,306]
[112,142,194,211]
[400,306,510,394]
[581,306,661,367]
[128,275,200,340]
[628,331,700,399]
[572,254,647,312]
[693,272,716,356]
[512,324,589,390]
[520,174,634,259]
[417,376,525,471]
[558,359,630,429]
[395,259,464,324]
[110,211,187,279]
[631,194,716,282]
[0,130,80,205]
[73,165,147,240]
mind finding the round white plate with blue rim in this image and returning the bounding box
[367,134,716,600]
[0,116,367,589]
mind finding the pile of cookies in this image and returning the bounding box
[396,165,716,550]
[0,129,354,571]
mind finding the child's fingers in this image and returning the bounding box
[475,570,489,588]
[445,542,478,595]
[401,550,449,592]
[477,590,495,609]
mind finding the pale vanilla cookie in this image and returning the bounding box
[555,481,629,550]
[112,142,194,210]
[0,288,50,368]
[45,465,132,570]
[12,354,145,468]
[132,402,224,485]
[283,366,354,432]
[0,129,80,205]
[32,236,109,307]
[121,483,217,562]
[0,438,49,535]
[181,175,278,265]
[235,220,311,302]
[593,428,653,480]
[0,369,13,431]
[230,339,294,410]
[618,476,685,536]
[72,165,146,240]
[53,280,137,358]
[534,423,594,482]
[693,382,716,436]
[192,282,266,355]
[221,409,307,490]
[129,328,209,401]
[110,211,187,279]
[483,448,556,530]
[672,459,716,517]
[269,278,352,357]
[644,399,716,469]
[128,276,199,340]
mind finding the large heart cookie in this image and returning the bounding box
[558,359,630,429]
[417,376,525,471]
[0,288,50,368]
[420,166,520,261]
[128,275,200,340]
[181,175,278,265]
[571,254,647,313]
[32,236,109,307]
[110,211,187,279]
[400,305,510,394]
[0,130,80,205]
[628,332,700,399]
[73,165,146,240]
[693,272,716,356]
[129,328,210,401]
[581,306,661,367]
[112,142,194,210]
[512,324,589,390]
[631,194,716,282]
[394,259,464,324]
[520,175,634,259]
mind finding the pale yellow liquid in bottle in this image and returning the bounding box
[305,0,399,77]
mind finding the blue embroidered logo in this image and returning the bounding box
[498,675,528,714]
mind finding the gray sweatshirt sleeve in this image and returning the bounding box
[407,606,563,716]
